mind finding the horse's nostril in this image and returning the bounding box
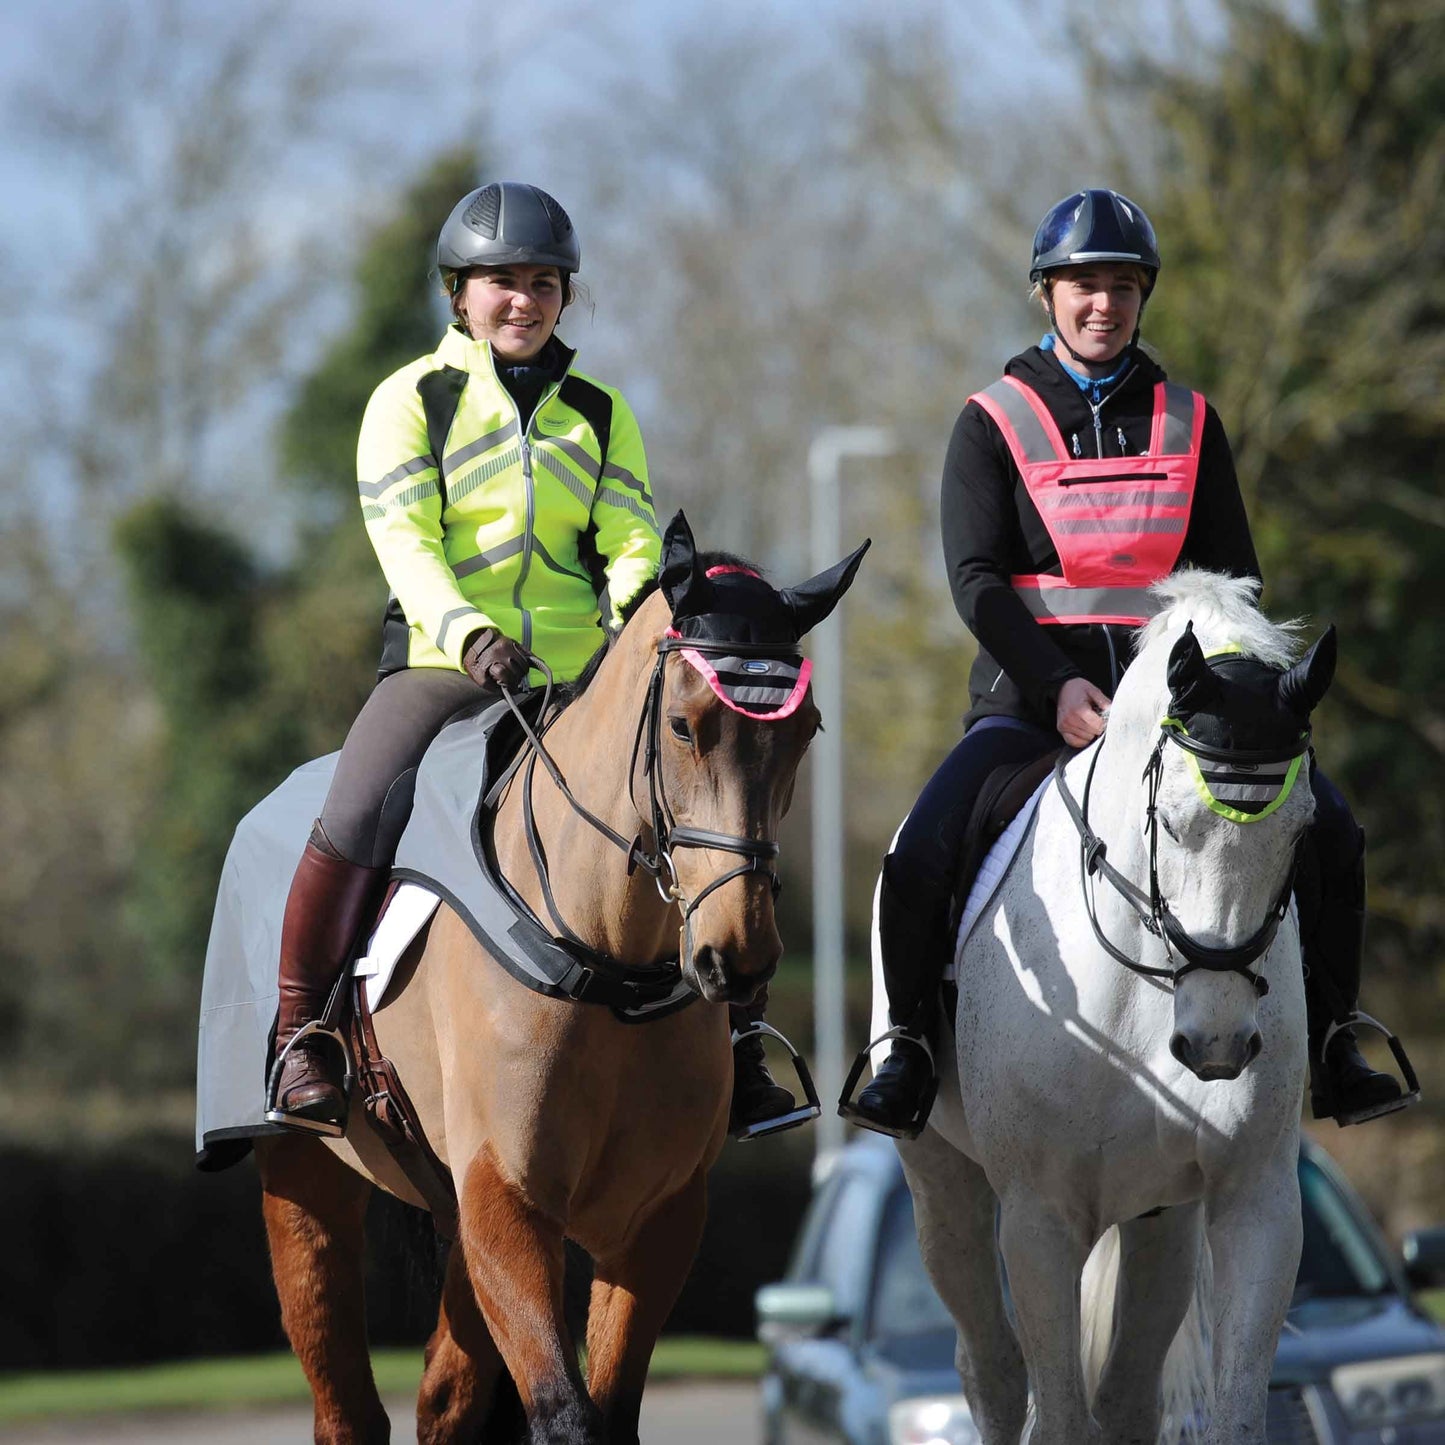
[1170,1033,1192,1068]
[1246,1031,1263,1063]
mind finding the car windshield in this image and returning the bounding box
[868,1185,957,1339]
[1295,1152,1392,1301]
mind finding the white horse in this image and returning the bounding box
[876,572,1336,1445]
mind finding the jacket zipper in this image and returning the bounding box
[497,351,568,658]
[1104,626,1120,692]
[1085,363,1137,461]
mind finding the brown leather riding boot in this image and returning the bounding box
[266,830,387,1136]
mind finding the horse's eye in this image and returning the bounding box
[668,715,692,743]
[1159,812,1181,843]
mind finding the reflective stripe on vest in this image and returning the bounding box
[1015,583,1163,625]
[969,376,1205,625]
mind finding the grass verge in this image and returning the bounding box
[0,1338,765,1424]
[9,1302,1443,1422]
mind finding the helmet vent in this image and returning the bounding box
[535,188,574,238]
[465,184,501,238]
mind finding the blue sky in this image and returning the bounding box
[0,0,1069,284]
[0,0,1084,565]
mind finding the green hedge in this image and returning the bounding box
[0,1132,812,1370]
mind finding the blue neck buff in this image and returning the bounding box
[1042,333,1130,404]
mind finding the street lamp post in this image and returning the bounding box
[808,426,895,1164]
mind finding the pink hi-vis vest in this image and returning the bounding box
[969,376,1205,626]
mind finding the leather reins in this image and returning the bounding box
[1053,723,1309,997]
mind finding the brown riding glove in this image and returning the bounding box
[462,628,532,690]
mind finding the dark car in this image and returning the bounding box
[757,1135,1445,1444]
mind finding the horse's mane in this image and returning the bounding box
[1135,568,1304,669]
[552,550,764,709]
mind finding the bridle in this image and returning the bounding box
[1054,720,1311,998]
[494,634,791,975]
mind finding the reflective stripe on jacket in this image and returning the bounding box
[356,326,660,682]
[968,375,1203,625]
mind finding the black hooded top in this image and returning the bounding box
[940,344,1260,731]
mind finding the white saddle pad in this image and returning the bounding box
[354,882,442,1011]
[944,772,1052,981]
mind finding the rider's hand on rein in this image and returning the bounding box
[1056,676,1112,749]
[464,628,532,690]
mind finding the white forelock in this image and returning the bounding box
[1135,568,1305,670]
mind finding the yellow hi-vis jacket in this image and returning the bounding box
[357,326,661,682]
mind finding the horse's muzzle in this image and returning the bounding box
[1170,1028,1263,1082]
[687,945,777,1004]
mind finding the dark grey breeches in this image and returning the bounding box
[318,668,497,868]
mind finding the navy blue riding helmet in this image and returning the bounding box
[1030,188,1161,369]
[1030,188,1160,289]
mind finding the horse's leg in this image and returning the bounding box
[584,1168,710,1445]
[1205,1153,1302,1444]
[256,1135,390,1445]
[459,1143,603,1445]
[415,1240,510,1444]
[899,1135,1026,1445]
[1091,1204,1205,1445]
[997,1190,1097,1445]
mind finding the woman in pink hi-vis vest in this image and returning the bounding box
[843,188,1411,1138]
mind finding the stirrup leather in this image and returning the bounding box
[264,1018,355,1139]
[729,1021,822,1141]
[837,1026,939,1141]
[1318,1011,1420,1127]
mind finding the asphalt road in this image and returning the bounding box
[0,1381,761,1444]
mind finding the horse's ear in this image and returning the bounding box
[779,539,871,638]
[658,510,706,618]
[1167,622,1220,715]
[1278,625,1336,718]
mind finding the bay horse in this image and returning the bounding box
[256,512,865,1445]
[877,572,1335,1444]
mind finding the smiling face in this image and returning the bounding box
[1046,262,1145,371]
[456,262,566,362]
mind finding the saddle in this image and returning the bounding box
[837,746,1062,1130]
[947,749,1063,941]
[338,692,552,1242]
[340,686,702,1237]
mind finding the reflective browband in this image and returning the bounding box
[1159,718,1311,766]
[659,636,803,659]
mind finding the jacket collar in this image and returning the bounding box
[435,324,577,380]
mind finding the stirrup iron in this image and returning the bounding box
[263,1018,355,1138]
[1320,1011,1420,1126]
[729,1021,821,1142]
[836,1026,938,1141]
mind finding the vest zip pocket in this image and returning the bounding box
[1058,471,1170,486]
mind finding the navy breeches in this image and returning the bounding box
[888,715,1060,912]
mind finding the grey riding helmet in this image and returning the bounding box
[1029,189,1160,293]
[436,182,580,289]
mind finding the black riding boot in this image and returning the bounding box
[847,856,942,1139]
[1302,837,1408,1125]
[729,989,817,1139]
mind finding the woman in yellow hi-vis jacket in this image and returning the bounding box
[267,183,804,1139]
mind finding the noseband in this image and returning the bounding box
[1054,721,1310,997]
[499,635,789,976]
